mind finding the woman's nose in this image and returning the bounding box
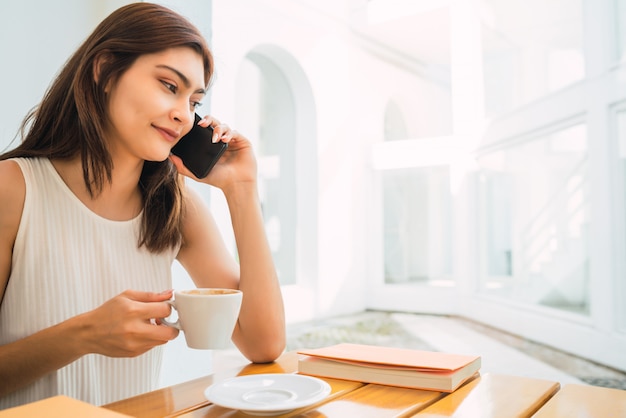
[171,101,193,126]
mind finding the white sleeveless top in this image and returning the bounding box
[0,158,179,408]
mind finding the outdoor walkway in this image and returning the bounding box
[286,311,626,390]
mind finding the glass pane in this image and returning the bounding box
[383,167,453,285]
[478,124,590,314]
[481,0,585,117]
[236,55,297,286]
[384,100,409,141]
[479,170,513,277]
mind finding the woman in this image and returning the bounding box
[0,2,285,408]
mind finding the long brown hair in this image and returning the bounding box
[0,2,214,252]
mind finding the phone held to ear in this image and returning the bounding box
[171,113,228,178]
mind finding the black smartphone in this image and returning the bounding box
[171,113,228,178]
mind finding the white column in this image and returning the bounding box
[449,0,484,306]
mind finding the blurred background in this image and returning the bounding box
[1,0,625,385]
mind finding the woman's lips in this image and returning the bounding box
[153,125,180,142]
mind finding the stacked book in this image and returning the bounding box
[297,343,481,392]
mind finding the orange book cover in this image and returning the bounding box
[0,395,132,418]
[297,343,481,392]
[297,343,479,371]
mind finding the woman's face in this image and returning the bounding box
[104,47,206,163]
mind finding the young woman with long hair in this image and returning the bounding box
[0,2,285,408]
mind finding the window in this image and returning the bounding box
[384,100,409,142]
[481,0,585,117]
[477,124,590,314]
[383,166,453,285]
[236,52,297,285]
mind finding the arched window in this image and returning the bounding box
[384,99,409,141]
[234,45,317,287]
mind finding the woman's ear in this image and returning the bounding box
[93,52,113,92]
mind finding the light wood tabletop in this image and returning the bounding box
[100,350,577,418]
[103,352,300,418]
[532,383,626,417]
[411,373,559,417]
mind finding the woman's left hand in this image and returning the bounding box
[169,115,258,191]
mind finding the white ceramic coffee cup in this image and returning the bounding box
[162,288,243,350]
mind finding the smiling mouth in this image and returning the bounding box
[154,125,179,142]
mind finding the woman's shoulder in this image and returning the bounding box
[0,157,26,203]
[0,160,26,195]
[0,159,26,195]
[0,159,26,241]
[0,157,50,190]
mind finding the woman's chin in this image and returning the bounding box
[144,151,172,163]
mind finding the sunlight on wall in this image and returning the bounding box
[367,0,449,24]
[371,136,461,169]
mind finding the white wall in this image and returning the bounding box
[0,1,132,150]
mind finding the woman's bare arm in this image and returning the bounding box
[177,186,286,363]
[173,123,286,363]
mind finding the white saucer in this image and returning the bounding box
[204,373,331,416]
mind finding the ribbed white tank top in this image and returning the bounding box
[0,158,178,409]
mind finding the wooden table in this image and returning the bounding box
[532,383,626,417]
[102,351,567,418]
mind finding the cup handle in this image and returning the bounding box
[160,300,181,330]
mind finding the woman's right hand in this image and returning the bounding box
[79,289,179,358]
[0,289,179,397]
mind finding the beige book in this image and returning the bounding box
[297,343,481,392]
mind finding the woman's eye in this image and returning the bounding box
[191,101,203,109]
[161,81,177,93]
